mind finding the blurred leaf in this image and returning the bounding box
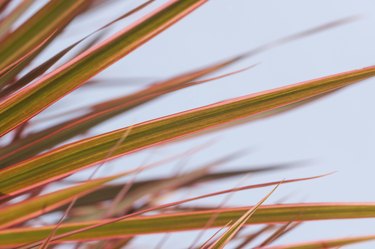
[0,172,130,229]
[0,56,243,167]
[0,1,11,15]
[234,225,276,249]
[0,0,34,37]
[0,31,55,86]
[256,222,300,248]
[0,35,74,93]
[72,152,244,220]
[72,162,296,208]
[0,0,88,73]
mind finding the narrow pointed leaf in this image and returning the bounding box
[0,65,373,198]
[1,203,375,247]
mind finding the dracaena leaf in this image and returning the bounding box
[0,65,373,199]
[1,203,375,247]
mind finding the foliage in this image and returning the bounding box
[0,1,374,248]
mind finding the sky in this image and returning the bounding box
[26,0,375,248]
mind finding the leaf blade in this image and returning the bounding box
[1,203,375,247]
[0,65,374,198]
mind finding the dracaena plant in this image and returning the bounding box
[0,1,374,248]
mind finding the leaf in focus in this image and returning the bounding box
[0,65,373,199]
[1,203,375,247]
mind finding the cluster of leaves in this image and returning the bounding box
[0,1,374,248]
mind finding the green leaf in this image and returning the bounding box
[0,65,373,199]
[2,203,375,247]
[0,0,207,136]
